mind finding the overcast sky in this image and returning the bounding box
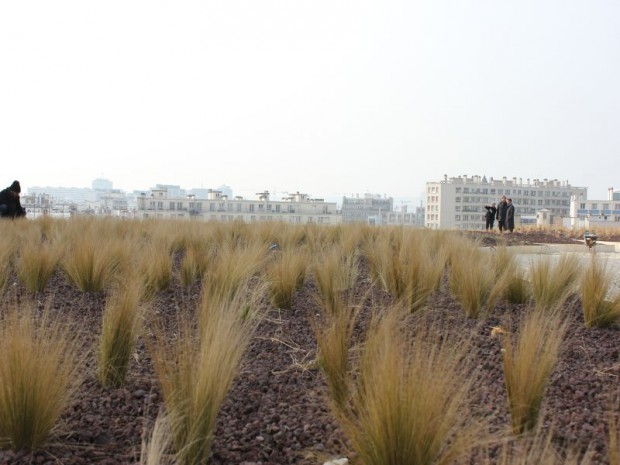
[1,1,618,200]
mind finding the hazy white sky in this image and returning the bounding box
[1,1,619,200]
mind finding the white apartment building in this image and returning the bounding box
[568,187,620,229]
[425,175,587,230]
[380,205,425,227]
[341,193,393,224]
[135,189,341,225]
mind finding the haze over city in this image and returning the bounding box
[1,1,619,200]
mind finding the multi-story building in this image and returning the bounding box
[381,204,425,227]
[135,189,341,224]
[425,175,587,230]
[341,193,393,224]
[568,187,620,229]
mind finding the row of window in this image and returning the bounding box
[578,203,620,210]
[147,201,331,214]
[455,187,575,197]
[454,197,570,207]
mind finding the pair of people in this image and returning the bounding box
[0,180,26,219]
[484,196,514,232]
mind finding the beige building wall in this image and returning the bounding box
[135,189,341,225]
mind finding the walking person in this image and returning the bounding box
[506,198,515,233]
[496,196,509,233]
[0,180,26,219]
[484,202,497,231]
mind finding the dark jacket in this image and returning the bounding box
[496,201,509,222]
[507,203,515,229]
[0,187,26,219]
[484,205,497,220]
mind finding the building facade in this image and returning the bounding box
[135,189,341,225]
[568,187,620,229]
[425,175,588,230]
[341,194,393,224]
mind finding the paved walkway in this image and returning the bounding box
[509,242,620,297]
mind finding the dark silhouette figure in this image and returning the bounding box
[484,202,497,230]
[0,180,26,219]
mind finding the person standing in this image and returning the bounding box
[484,202,497,231]
[496,196,508,232]
[0,180,26,219]
[506,198,515,233]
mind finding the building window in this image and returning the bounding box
[169,202,175,210]
[236,203,242,212]
[209,203,215,211]
[249,204,255,212]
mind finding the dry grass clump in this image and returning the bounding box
[179,244,210,287]
[0,304,83,450]
[98,276,145,388]
[16,233,63,293]
[580,257,620,328]
[495,310,568,436]
[326,306,485,465]
[312,294,359,412]
[529,254,581,311]
[150,282,264,465]
[201,242,266,304]
[139,240,175,298]
[62,233,123,293]
[313,245,359,316]
[449,247,504,318]
[140,414,176,465]
[267,248,308,310]
[482,429,592,465]
[0,238,16,294]
[366,230,445,313]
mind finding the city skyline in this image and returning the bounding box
[2,1,619,200]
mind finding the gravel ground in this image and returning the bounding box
[0,232,619,465]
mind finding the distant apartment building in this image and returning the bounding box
[135,189,341,224]
[341,194,393,224]
[27,186,99,204]
[568,187,620,229]
[425,175,588,230]
[381,204,425,227]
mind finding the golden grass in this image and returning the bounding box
[62,234,123,292]
[312,294,359,413]
[530,254,581,312]
[267,248,308,310]
[580,257,620,328]
[338,307,485,465]
[201,242,267,305]
[0,304,83,450]
[366,230,445,313]
[0,240,14,295]
[140,414,175,465]
[98,276,145,388]
[482,429,592,465]
[139,240,175,299]
[313,245,359,316]
[496,309,568,435]
[17,233,63,293]
[151,282,264,465]
[179,245,210,288]
[449,247,504,318]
